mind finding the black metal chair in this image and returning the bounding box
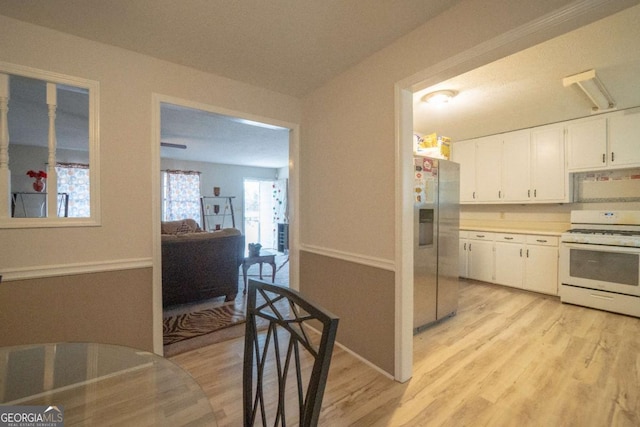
[243,279,339,427]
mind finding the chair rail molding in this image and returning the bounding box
[0,258,152,282]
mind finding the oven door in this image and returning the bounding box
[560,242,640,297]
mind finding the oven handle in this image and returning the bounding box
[561,242,640,254]
[589,293,614,301]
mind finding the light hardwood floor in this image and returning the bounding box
[171,280,640,426]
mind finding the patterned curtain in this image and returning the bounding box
[56,163,90,218]
[272,178,288,224]
[162,169,201,223]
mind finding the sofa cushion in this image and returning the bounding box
[161,227,241,242]
[161,218,201,234]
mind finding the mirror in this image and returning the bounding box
[0,63,99,227]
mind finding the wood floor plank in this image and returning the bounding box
[171,280,640,426]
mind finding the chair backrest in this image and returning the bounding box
[243,279,339,427]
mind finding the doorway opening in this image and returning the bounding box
[153,94,299,354]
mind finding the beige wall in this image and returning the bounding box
[299,251,395,373]
[298,0,637,376]
[0,15,300,350]
[0,269,153,350]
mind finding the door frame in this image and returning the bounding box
[151,94,299,354]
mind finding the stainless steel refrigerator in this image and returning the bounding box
[413,156,460,333]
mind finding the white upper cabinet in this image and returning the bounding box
[452,127,567,204]
[567,117,607,170]
[502,130,531,202]
[475,135,502,202]
[531,124,567,202]
[451,139,477,202]
[609,110,640,168]
[568,110,640,171]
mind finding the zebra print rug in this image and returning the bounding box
[163,303,246,346]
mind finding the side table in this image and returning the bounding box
[242,253,276,293]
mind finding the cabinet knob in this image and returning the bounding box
[611,152,615,162]
[536,239,547,243]
[602,153,606,163]
[504,237,513,240]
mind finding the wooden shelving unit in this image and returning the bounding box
[200,196,235,231]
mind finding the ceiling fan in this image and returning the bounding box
[160,142,187,149]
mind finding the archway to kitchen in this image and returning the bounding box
[393,2,629,381]
[151,94,300,353]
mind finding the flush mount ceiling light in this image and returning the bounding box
[161,142,187,149]
[421,90,458,105]
[562,69,615,112]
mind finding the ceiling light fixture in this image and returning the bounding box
[421,90,458,105]
[161,142,187,149]
[562,69,615,112]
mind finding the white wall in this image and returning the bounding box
[299,0,636,260]
[0,14,300,270]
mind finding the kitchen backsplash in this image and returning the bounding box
[573,167,640,202]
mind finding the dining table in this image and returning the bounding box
[0,342,217,426]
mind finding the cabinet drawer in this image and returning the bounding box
[525,235,558,246]
[468,231,495,241]
[495,233,525,243]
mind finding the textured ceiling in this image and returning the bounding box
[413,5,640,142]
[4,2,639,167]
[0,0,461,98]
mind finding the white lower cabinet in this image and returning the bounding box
[459,231,469,278]
[461,230,559,296]
[523,235,559,295]
[466,232,495,283]
[494,234,525,289]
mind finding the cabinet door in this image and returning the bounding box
[452,140,477,202]
[524,245,558,295]
[609,111,640,168]
[531,125,567,202]
[567,118,607,170]
[467,239,494,283]
[475,135,502,202]
[459,238,468,278]
[494,241,524,288]
[502,130,531,202]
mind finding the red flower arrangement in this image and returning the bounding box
[27,170,48,192]
[26,170,47,179]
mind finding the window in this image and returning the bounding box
[0,63,99,228]
[161,170,201,224]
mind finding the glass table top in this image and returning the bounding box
[0,342,217,426]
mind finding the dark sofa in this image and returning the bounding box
[161,222,244,308]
